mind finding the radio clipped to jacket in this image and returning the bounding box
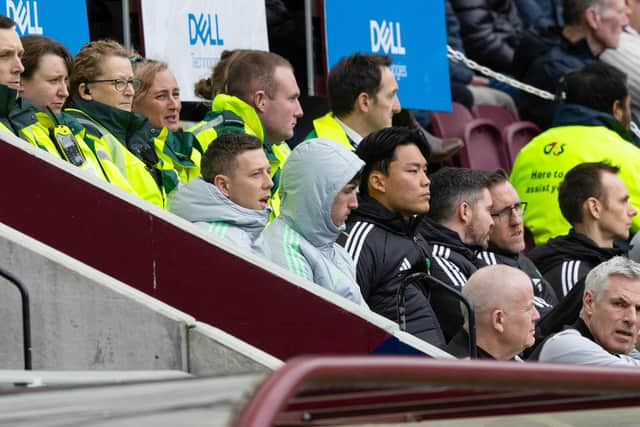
[51,125,85,166]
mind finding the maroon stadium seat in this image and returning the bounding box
[458,118,509,171]
[430,102,474,139]
[471,104,519,131]
[503,121,541,169]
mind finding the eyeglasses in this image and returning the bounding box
[490,202,527,221]
[86,78,141,92]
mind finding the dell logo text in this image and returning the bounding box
[6,0,43,35]
[370,20,405,55]
[188,13,224,46]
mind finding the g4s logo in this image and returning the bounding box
[544,142,565,156]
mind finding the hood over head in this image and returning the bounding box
[279,138,364,247]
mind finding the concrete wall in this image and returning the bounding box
[0,223,281,374]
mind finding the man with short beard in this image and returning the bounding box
[419,167,494,342]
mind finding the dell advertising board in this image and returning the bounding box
[141,0,268,102]
[2,0,89,54]
[324,0,451,111]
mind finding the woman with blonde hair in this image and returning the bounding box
[133,59,181,132]
[65,40,175,207]
[132,56,201,182]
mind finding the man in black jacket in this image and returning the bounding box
[529,162,635,341]
[338,127,445,348]
[449,0,523,74]
[476,169,558,316]
[419,167,494,341]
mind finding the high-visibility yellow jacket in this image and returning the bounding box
[188,94,291,216]
[511,105,640,245]
[152,127,201,184]
[24,111,108,181]
[0,86,107,181]
[306,112,354,151]
[66,98,175,208]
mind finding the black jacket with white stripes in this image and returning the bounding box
[418,217,481,342]
[527,229,625,299]
[476,244,558,316]
[338,195,446,348]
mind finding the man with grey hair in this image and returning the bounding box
[446,265,540,360]
[537,256,640,366]
[514,0,629,128]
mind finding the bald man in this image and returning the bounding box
[445,265,540,360]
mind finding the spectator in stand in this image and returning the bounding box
[338,127,445,347]
[305,53,400,151]
[530,162,635,298]
[600,0,640,122]
[194,49,245,100]
[514,0,628,129]
[475,169,558,316]
[132,56,201,183]
[527,163,635,344]
[449,0,524,74]
[513,0,564,28]
[262,138,368,308]
[445,0,518,114]
[0,15,25,137]
[66,40,181,207]
[169,133,272,256]
[535,256,640,366]
[132,58,182,132]
[510,62,640,245]
[0,17,83,168]
[190,50,303,216]
[446,265,540,360]
[0,24,106,182]
[305,52,462,162]
[20,35,71,116]
[419,167,494,341]
[18,34,106,181]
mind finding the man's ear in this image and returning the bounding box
[584,5,600,31]
[458,201,472,224]
[214,174,231,197]
[492,309,505,333]
[583,290,595,317]
[79,82,93,101]
[355,91,371,113]
[369,170,386,194]
[252,90,267,113]
[585,196,602,220]
[613,99,624,123]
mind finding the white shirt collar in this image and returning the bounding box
[334,117,363,148]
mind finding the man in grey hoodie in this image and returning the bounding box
[168,133,273,256]
[262,138,368,308]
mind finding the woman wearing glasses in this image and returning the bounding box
[65,40,176,208]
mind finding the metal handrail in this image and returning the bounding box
[398,271,476,358]
[0,267,32,370]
